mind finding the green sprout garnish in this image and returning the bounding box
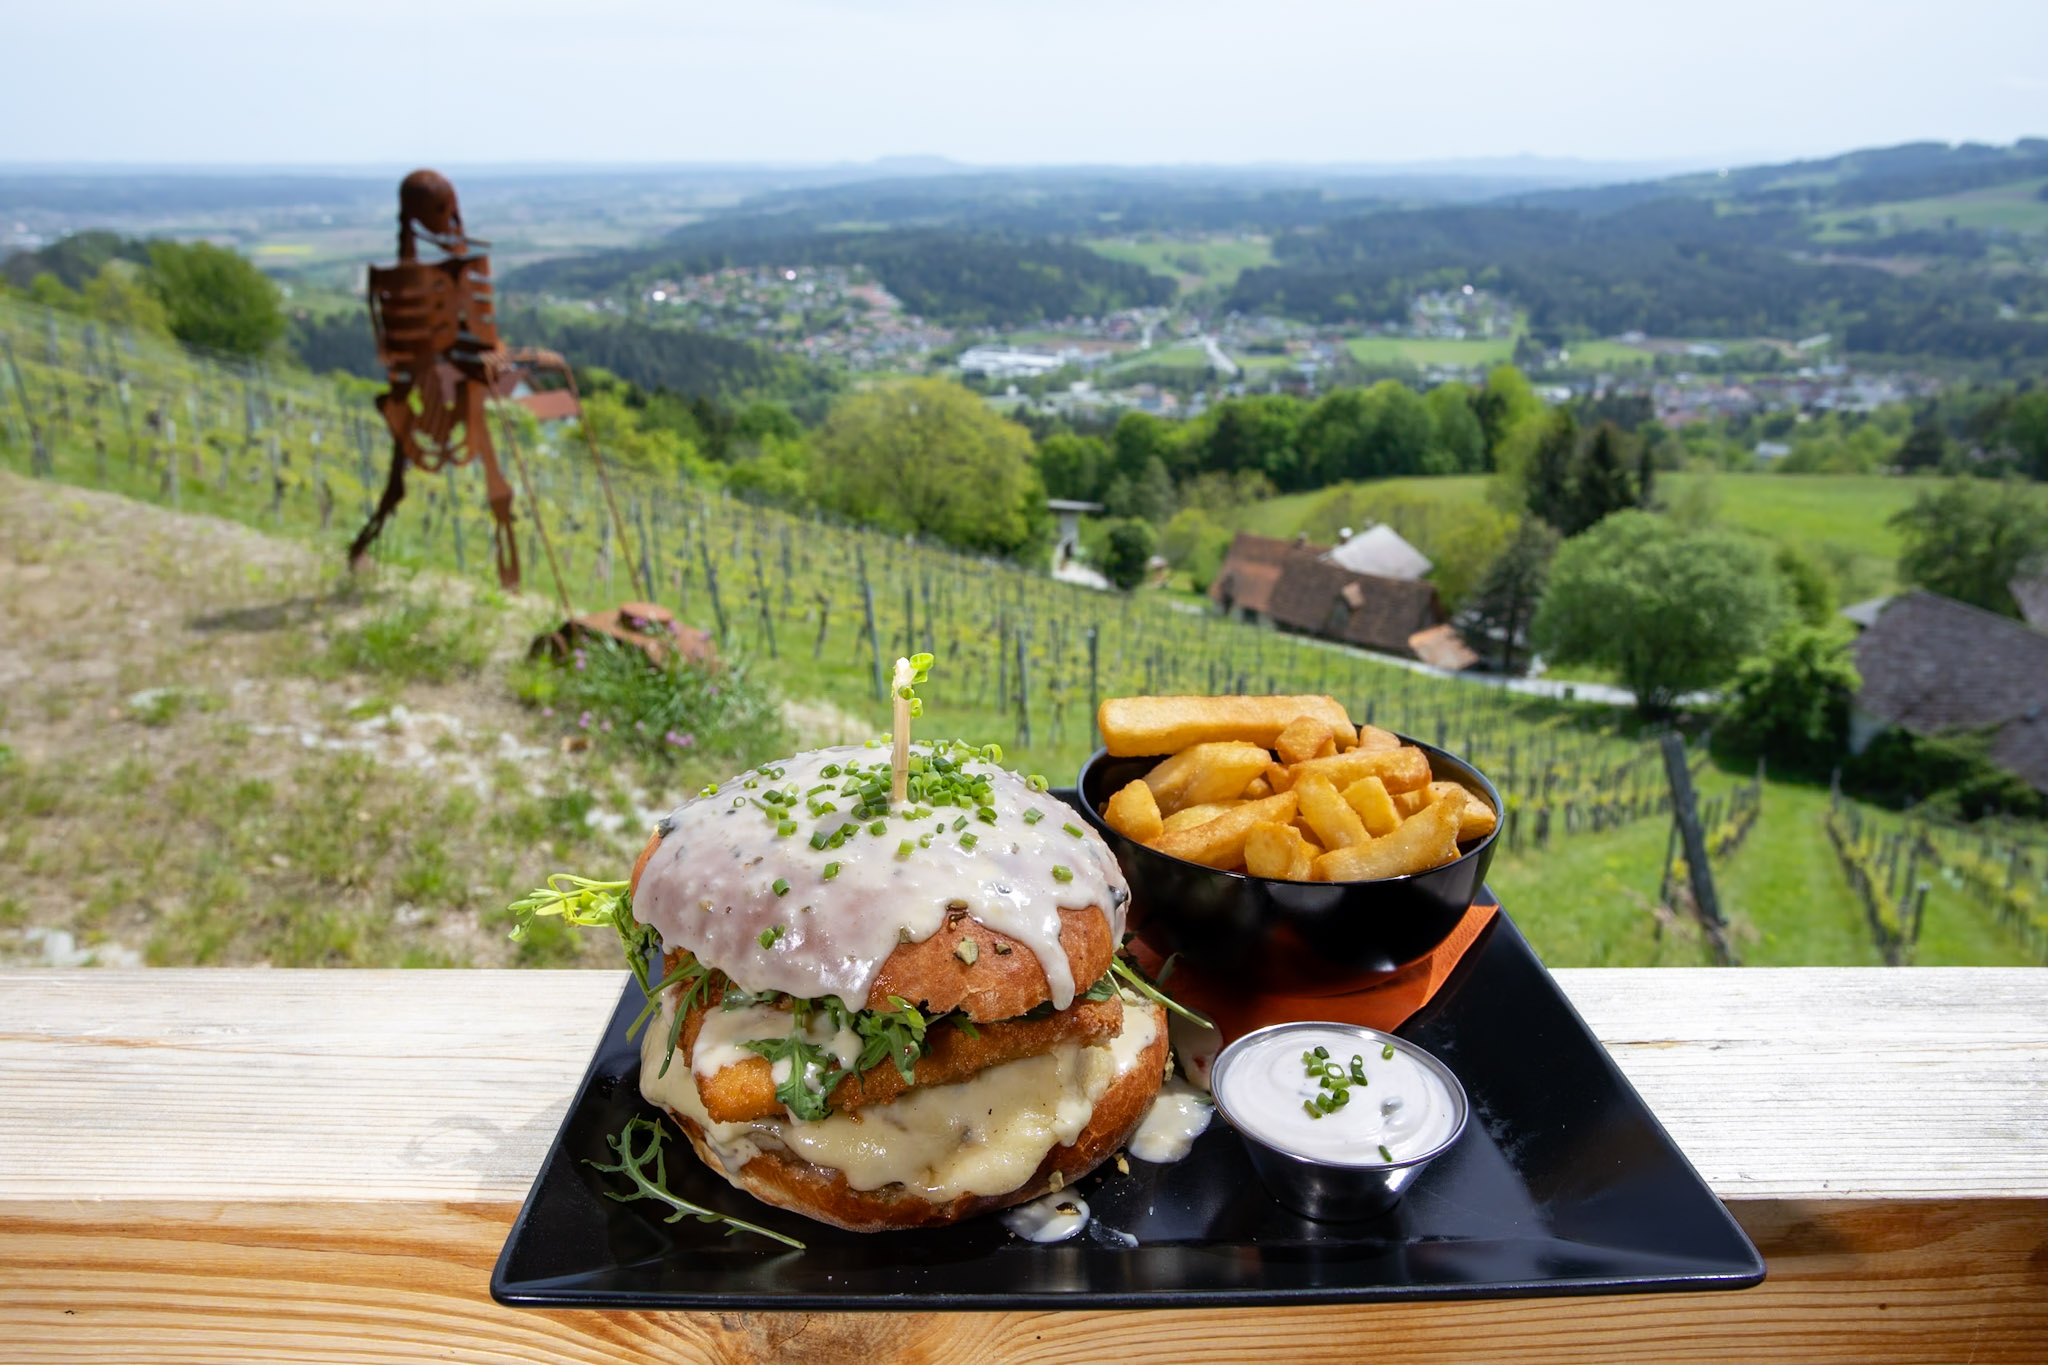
[588,1115,804,1250]
[1109,954,1213,1029]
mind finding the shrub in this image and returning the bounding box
[1102,519,1157,591]
[1722,625,1859,774]
[516,637,786,766]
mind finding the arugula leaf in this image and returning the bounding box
[742,1031,846,1122]
[588,1115,805,1250]
[855,995,929,1085]
[1081,972,1119,1003]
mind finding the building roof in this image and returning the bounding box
[2013,575,2048,631]
[1408,622,1481,672]
[515,389,582,423]
[1209,532,1319,618]
[1853,590,2048,793]
[1045,499,1104,513]
[1326,523,1432,580]
[1840,595,1894,629]
[1210,531,1444,655]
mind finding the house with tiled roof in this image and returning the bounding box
[1209,532,1448,659]
[1849,590,2048,794]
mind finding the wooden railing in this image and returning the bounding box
[1,968,2043,1363]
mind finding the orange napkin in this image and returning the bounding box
[1131,897,1498,1046]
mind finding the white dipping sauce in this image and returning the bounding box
[1214,1026,1459,1165]
[1128,1078,1214,1164]
[1001,1191,1090,1242]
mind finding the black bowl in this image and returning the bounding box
[1076,733,1500,994]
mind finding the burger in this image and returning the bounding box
[588,735,1171,1233]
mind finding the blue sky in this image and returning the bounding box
[2,0,2043,167]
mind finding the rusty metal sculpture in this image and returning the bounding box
[350,169,576,594]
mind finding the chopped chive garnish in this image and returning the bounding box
[822,862,841,880]
[1063,822,1084,838]
[731,796,745,808]
[758,925,785,948]
[1382,1044,1395,1060]
[1304,1100,1321,1119]
[771,878,790,897]
[808,830,829,850]
[1023,807,1044,825]
[959,832,978,850]
[776,820,797,837]
[1313,1045,1329,1060]
[952,816,968,832]
[1051,864,1073,883]
[743,779,758,789]
[699,785,717,797]
[1026,774,1049,792]
[1350,1055,1366,1083]
[868,820,887,836]
[897,839,915,857]
[1379,1144,1393,1163]
[821,764,840,778]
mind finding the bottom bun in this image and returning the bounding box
[661,1000,1169,1233]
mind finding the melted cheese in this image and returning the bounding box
[690,1002,860,1085]
[633,745,1129,1009]
[641,993,1161,1204]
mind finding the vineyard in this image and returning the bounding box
[3,296,2042,967]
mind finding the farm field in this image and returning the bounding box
[1085,235,1274,293]
[1345,335,1516,369]
[1,298,2038,971]
[1230,471,1949,595]
[1811,177,2048,238]
[1560,339,1654,369]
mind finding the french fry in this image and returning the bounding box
[1295,773,1370,851]
[1264,761,1294,793]
[1356,724,1402,751]
[1149,791,1299,870]
[1429,780,1498,842]
[1287,744,1432,795]
[1103,778,1164,843]
[1160,800,1244,835]
[1311,789,1465,882]
[1143,742,1272,814]
[1098,695,1356,757]
[1392,786,1434,818]
[1341,775,1402,837]
[1274,715,1336,765]
[1244,820,1317,881]
[1242,775,1274,801]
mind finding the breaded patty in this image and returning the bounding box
[666,1001,1170,1233]
[689,992,1127,1123]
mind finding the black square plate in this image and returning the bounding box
[493,812,1763,1310]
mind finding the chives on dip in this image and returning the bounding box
[1210,1021,1468,1220]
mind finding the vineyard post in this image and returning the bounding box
[1015,624,1032,749]
[813,591,830,660]
[1087,625,1100,751]
[857,546,883,701]
[635,498,654,600]
[1659,732,1725,932]
[751,543,778,659]
[2,338,50,477]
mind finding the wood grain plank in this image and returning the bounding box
[0,1197,2041,1364]
[5,968,2044,1203]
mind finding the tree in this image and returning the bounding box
[27,272,83,312]
[1563,421,1639,535]
[1774,543,1837,625]
[146,240,284,357]
[1424,382,1486,473]
[1036,432,1109,503]
[82,261,172,338]
[1523,408,1579,531]
[1102,518,1157,591]
[1128,455,1177,523]
[1473,364,1542,465]
[1459,519,1558,673]
[812,378,1046,556]
[1159,508,1233,592]
[1532,511,1787,716]
[1723,625,1860,774]
[2006,389,2048,481]
[1894,421,1948,471]
[1890,477,2048,616]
